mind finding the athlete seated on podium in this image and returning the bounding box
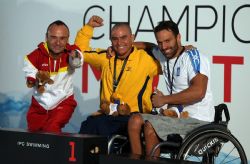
[75,15,161,139]
[128,20,214,157]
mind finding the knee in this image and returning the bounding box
[128,114,144,131]
[144,121,155,137]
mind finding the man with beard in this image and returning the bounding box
[128,20,214,156]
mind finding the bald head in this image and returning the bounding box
[111,23,132,37]
[110,23,134,59]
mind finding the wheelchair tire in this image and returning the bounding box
[177,130,248,163]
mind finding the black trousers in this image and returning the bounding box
[79,114,130,138]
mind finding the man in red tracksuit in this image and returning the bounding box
[23,20,83,133]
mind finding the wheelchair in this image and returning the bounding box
[108,134,129,154]
[108,104,248,163]
[150,104,248,163]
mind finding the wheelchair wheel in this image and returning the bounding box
[108,135,129,154]
[177,131,247,163]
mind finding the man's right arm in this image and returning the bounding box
[75,15,103,51]
[74,15,106,68]
[23,53,38,88]
[74,24,94,52]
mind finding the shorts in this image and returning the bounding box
[142,114,208,141]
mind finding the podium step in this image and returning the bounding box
[0,128,107,164]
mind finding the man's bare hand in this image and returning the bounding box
[87,15,103,28]
[107,46,115,58]
[152,89,165,108]
[69,49,81,59]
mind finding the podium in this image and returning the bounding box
[0,128,107,164]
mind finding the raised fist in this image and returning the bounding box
[87,15,104,28]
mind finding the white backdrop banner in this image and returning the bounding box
[0,0,249,159]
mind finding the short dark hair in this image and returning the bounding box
[110,23,132,40]
[46,20,69,36]
[154,20,179,37]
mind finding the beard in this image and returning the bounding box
[161,43,179,59]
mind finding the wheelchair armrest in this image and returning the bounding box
[214,103,230,124]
